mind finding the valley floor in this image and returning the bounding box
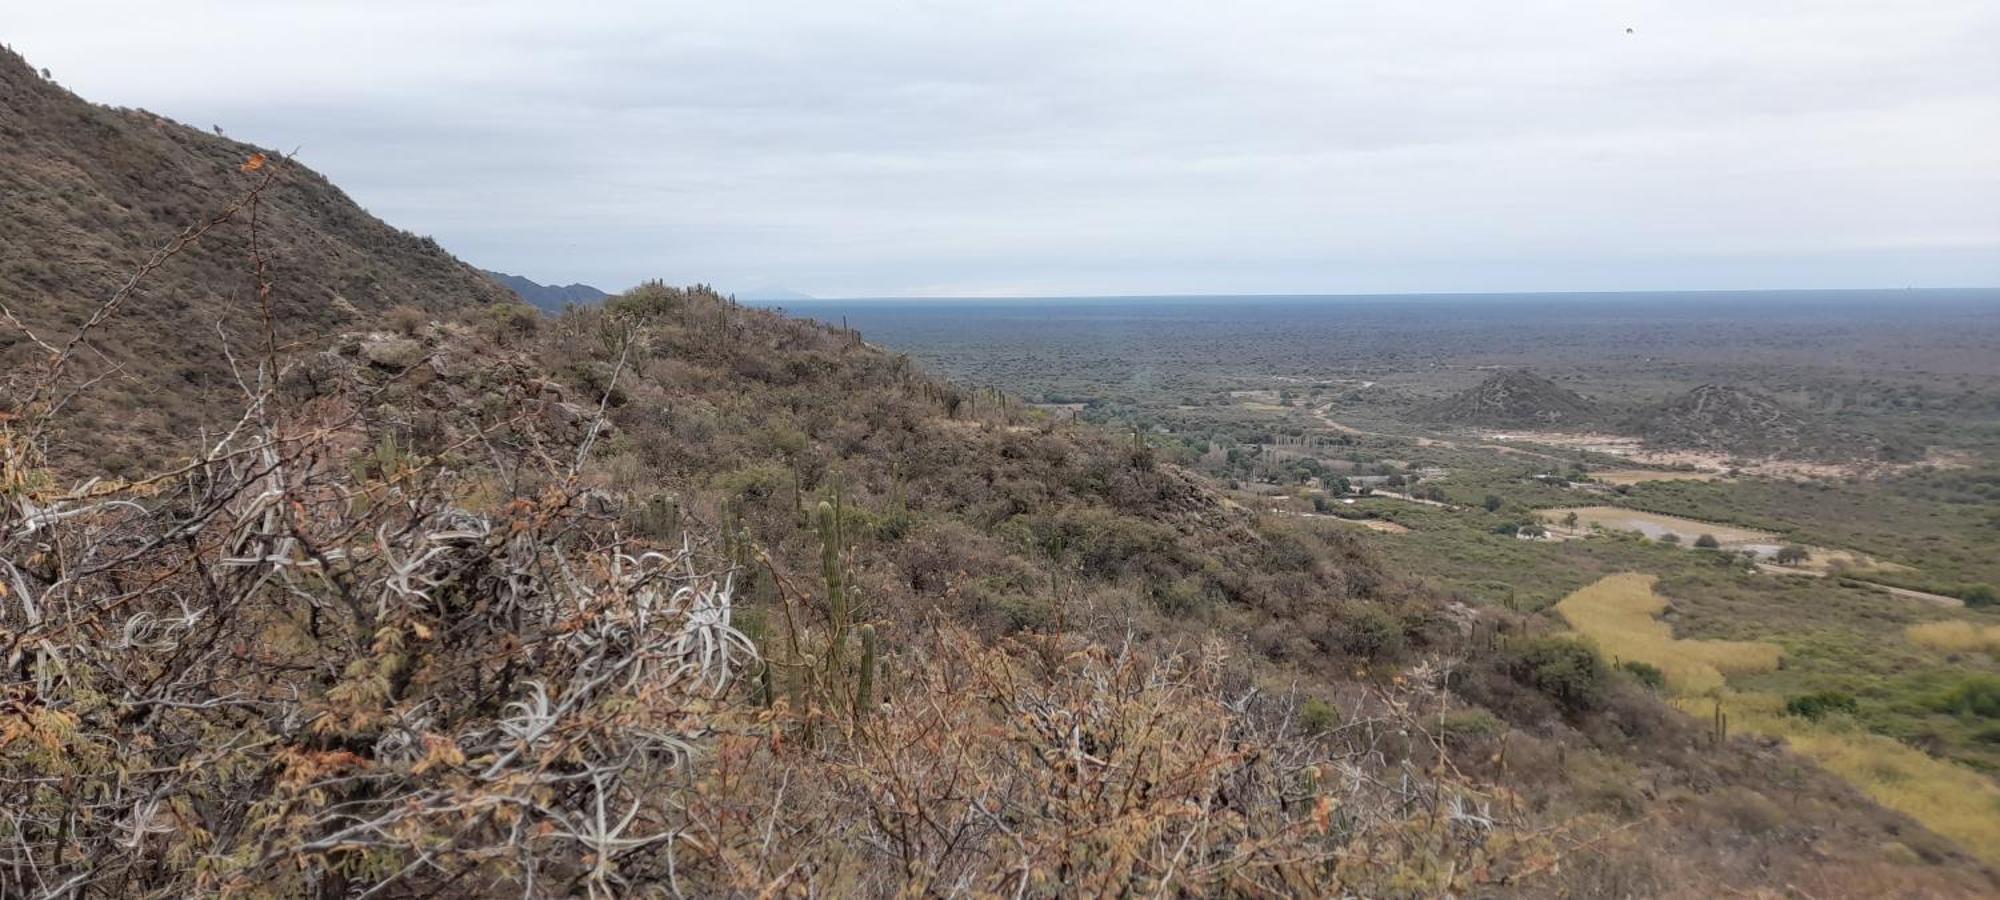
[809,295,2000,880]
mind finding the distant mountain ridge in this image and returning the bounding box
[1420,369,1601,429]
[480,269,610,312]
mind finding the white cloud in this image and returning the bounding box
[12,0,1999,295]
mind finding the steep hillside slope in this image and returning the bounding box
[0,47,519,469]
[1421,368,1601,429]
[480,268,609,312]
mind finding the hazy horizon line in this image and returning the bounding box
[748,285,2000,305]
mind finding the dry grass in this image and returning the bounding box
[1682,693,2000,867]
[1556,573,1783,694]
[1906,620,2000,654]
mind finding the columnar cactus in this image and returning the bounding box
[817,498,847,650]
[855,623,878,719]
[637,493,679,543]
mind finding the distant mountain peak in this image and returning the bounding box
[1628,383,1813,454]
[1421,368,1600,428]
[479,270,609,313]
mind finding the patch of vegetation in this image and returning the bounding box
[1619,660,1667,691]
[1785,690,1860,720]
[1506,636,1610,714]
[1929,676,2000,720]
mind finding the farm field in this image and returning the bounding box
[1555,573,1782,694]
[1540,505,1900,575]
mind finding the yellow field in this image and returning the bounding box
[1555,573,1782,694]
[1678,693,2000,866]
[1906,620,2000,654]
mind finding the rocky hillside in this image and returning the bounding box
[0,46,521,470]
[480,268,609,312]
[1421,368,1601,429]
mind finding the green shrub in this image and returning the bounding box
[963,577,1055,633]
[1300,698,1338,734]
[1506,637,1608,714]
[604,282,685,318]
[754,424,809,457]
[1962,584,1998,608]
[1693,534,1721,549]
[1150,578,1207,618]
[1335,607,1406,660]
[1040,507,1181,579]
[1930,676,2000,719]
[1440,709,1504,743]
[478,303,541,344]
[714,462,792,504]
[1784,690,1859,720]
[1619,660,1666,691]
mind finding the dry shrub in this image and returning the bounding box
[1,383,763,895]
[676,625,1559,896]
[384,303,429,336]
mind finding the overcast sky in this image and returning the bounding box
[12,1,2000,297]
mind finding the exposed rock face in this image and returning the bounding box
[1420,369,1601,429]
